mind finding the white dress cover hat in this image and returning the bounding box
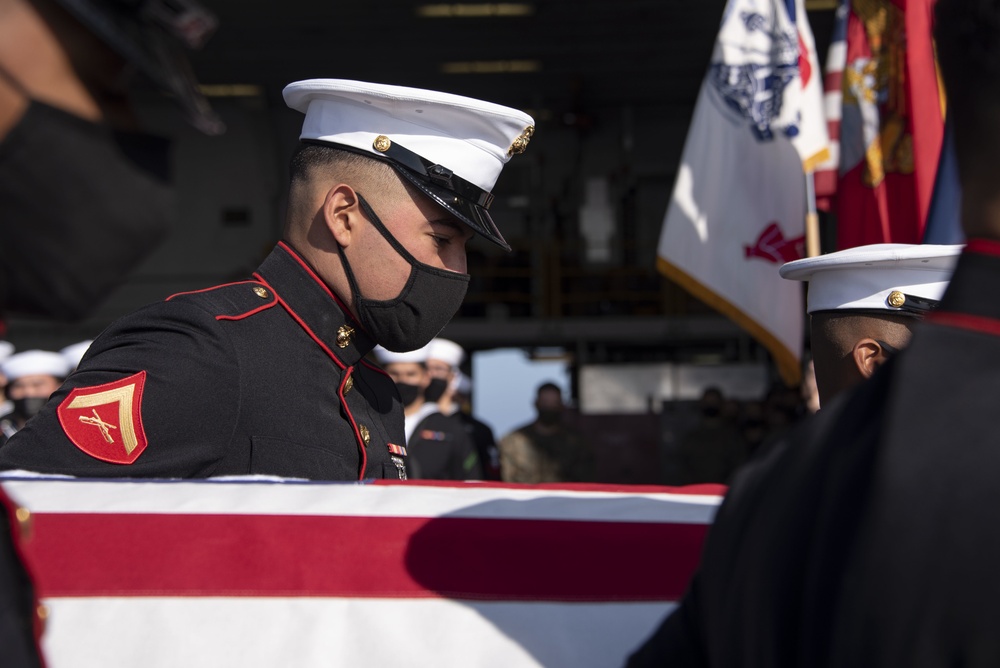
[283,79,535,251]
[780,243,963,315]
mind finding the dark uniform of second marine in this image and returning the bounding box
[0,243,407,480]
[627,241,1000,667]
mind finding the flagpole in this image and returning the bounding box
[805,169,821,257]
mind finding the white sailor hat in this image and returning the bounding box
[283,79,535,251]
[453,370,472,395]
[1,350,72,382]
[779,243,963,315]
[427,338,465,368]
[60,340,93,370]
[373,344,431,366]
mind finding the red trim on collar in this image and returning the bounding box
[926,311,1000,337]
[965,238,1000,258]
[254,275,347,371]
[276,241,357,319]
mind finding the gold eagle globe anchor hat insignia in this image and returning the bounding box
[282,79,535,251]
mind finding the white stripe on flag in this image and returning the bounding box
[41,597,679,668]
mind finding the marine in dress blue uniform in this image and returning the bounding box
[0,79,534,480]
[780,243,962,405]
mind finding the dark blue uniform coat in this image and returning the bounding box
[629,241,1000,668]
[0,242,406,480]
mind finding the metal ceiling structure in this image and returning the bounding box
[190,1,731,117]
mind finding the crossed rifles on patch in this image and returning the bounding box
[78,408,117,444]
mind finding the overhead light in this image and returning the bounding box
[199,84,263,98]
[441,60,540,74]
[417,3,534,18]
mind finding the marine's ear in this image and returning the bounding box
[322,184,361,248]
[852,338,892,379]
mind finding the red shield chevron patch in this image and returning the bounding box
[57,371,149,465]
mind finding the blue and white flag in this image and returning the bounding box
[657,0,829,385]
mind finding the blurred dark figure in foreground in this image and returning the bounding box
[0,0,222,320]
[628,1,1000,665]
[498,382,594,483]
[0,1,220,665]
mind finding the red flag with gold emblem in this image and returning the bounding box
[56,372,148,465]
[835,0,944,249]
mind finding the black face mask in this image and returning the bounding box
[395,382,422,407]
[10,397,47,422]
[423,377,448,403]
[338,195,470,352]
[0,100,173,320]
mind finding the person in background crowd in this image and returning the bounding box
[498,382,594,483]
[59,339,92,373]
[628,3,1000,664]
[780,243,962,406]
[0,0,224,321]
[375,345,481,480]
[0,340,14,418]
[667,387,746,485]
[426,338,501,480]
[0,79,533,481]
[0,350,70,445]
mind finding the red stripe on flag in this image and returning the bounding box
[823,71,842,94]
[22,514,708,602]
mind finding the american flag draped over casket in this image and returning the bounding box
[2,477,723,667]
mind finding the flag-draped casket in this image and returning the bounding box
[3,478,723,667]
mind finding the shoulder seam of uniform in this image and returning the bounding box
[165,279,278,321]
[165,280,262,302]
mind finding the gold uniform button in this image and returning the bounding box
[252,286,270,299]
[344,376,355,394]
[373,135,392,152]
[337,325,354,349]
[887,290,906,308]
[359,424,371,446]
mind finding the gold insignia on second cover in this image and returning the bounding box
[373,135,392,152]
[887,291,906,308]
[337,325,354,348]
[508,125,534,156]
